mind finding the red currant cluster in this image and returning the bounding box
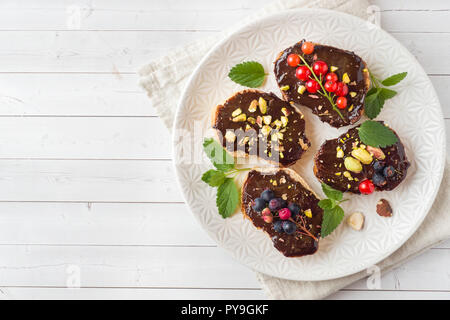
[286,42,350,110]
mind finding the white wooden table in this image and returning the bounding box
[0,0,448,300]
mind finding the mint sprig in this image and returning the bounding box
[318,183,347,238]
[357,120,398,148]
[201,138,250,218]
[228,61,267,88]
[365,71,407,119]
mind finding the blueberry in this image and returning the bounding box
[273,220,283,233]
[288,203,301,218]
[269,198,283,211]
[373,160,386,172]
[261,189,275,202]
[282,221,297,235]
[252,198,266,212]
[383,165,395,178]
[372,172,387,187]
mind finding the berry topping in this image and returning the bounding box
[273,220,283,233]
[288,203,301,218]
[373,172,387,187]
[263,214,273,224]
[383,165,395,178]
[282,221,297,235]
[268,198,283,211]
[335,82,349,97]
[325,72,338,83]
[305,79,320,93]
[252,198,266,212]
[295,66,311,81]
[312,61,328,76]
[261,189,275,202]
[278,208,292,220]
[373,160,386,172]
[287,54,300,67]
[359,179,375,195]
[301,42,314,55]
[324,80,337,93]
[336,96,347,109]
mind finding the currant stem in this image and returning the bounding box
[298,55,345,120]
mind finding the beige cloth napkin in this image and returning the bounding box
[139,0,450,299]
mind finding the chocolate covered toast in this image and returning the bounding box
[314,123,410,194]
[241,167,323,257]
[274,40,370,128]
[212,90,310,167]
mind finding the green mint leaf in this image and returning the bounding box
[318,199,334,210]
[379,88,397,100]
[203,138,235,172]
[321,183,343,201]
[228,61,266,88]
[201,169,226,187]
[321,206,345,238]
[364,88,385,119]
[216,178,239,218]
[357,120,399,148]
[381,72,407,86]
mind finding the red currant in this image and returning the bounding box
[325,72,338,83]
[335,82,348,97]
[324,80,337,93]
[336,97,347,109]
[301,41,314,55]
[295,66,311,81]
[359,179,375,195]
[312,61,328,76]
[287,54,300,67]
[305,79,320,93]
[278,208,291,220]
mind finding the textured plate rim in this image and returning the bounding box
[172,8,446,281]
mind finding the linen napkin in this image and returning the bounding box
[139,0,450,299]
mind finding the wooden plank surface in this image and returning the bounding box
[0,0,447,300]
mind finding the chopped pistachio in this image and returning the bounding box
[231,108,242,117]
[225,131,236,142]
[280,85,290,91]
[342,72,350,84]
[350,91,357,98]
[304,209,312,218]
[263,115,272,125]
[335,172,342,176]
[336,148,344,158]
[348,104,354,112]
[297,85,306,95]
[248,99,258,113]
[280,116,289,127]
[245,124,251,131]
[330,66,338,72]
[272,119,282,129]
[247,116,256,125]
[261,125,271,136]
[258,97,267,114]
[281,107,290,117]
[232,113,246,122]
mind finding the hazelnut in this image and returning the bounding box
[366,145,386,160]
[376,199,393,217]
[347,212,364,230]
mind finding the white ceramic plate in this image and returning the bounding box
[173,9,446,281]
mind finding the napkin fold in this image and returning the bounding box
[139,0,449,299]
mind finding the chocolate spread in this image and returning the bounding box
[213,90,310,167]
[314,123,410,193]
[274,40,369,128]
[241,169,323,257]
